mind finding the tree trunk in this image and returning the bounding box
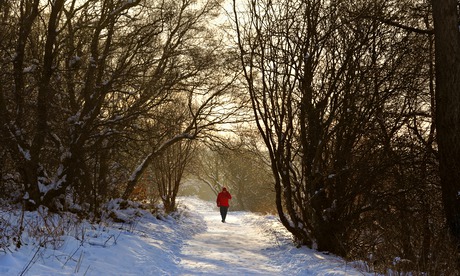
[27,0,65,207]
[431,0,460,244]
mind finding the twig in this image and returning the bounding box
[62,244,83,267]
[82,265,91,276]
[74,250,84,273]
[19,246,41,276]
[16,201,26,249]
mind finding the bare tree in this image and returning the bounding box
[0,0,241,213]
[234,0,435,259]
[144,96,196,213]
[431,0,460,246]
[190,140,275,212]
[152,139,194,213]
[191,148,227,196]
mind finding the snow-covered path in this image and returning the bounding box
[177,198,369,276]
[179,200,282,275]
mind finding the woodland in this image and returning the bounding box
[1,0,460,274]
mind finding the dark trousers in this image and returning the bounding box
[220,206,229,222]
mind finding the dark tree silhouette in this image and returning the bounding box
[431,0,460,245]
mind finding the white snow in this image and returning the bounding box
[69,56,81,67]
[23,64,37,73]
[0,197,372,275]
[18,145,31,161]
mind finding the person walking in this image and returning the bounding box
[216,187,232,223]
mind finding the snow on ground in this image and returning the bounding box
[178,198,371,276]
[0,197,372,275]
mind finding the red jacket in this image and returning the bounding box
[216,189,232,207]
